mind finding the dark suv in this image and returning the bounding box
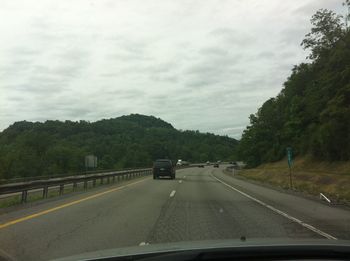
[153,159,175,179]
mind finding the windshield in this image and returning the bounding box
[154,161,172,168]
[0,0,349,260]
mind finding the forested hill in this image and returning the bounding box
[0,114,237,179]
[237,6,350,167]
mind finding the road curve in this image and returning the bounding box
[0,166,349,260]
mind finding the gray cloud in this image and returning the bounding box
[0,0,343,139]
[294,0,342,16]
[199,47,230,57]
[209,28,255,47]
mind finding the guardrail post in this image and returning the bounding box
[43,186,48,198]
[21,190,28,203]
[59,184,64,195]
[100,177,104,185]
[73,182,77,192]
[84,180,88,190]
[107,176,110,184]
[113,176,115,183]
[93,179,96,187]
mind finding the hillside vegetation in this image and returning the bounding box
[237,156,350,202]
[0,114,237,179]
[237,4,350,167]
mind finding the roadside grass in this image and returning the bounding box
[0,178,114,209]
[237,156,350,203]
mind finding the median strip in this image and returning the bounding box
[211,174,337,240]
[0,178,148,230]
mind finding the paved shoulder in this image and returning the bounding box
[213,168,350,240]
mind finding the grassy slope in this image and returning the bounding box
[238,156,350,203]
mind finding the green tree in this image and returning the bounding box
[301,9,344,60]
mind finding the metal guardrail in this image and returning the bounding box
[0,167,150,185]
[0,165,197,204]
[0,168,152,203]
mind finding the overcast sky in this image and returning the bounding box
[0,0,343,139]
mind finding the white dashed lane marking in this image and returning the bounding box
[169,190,176,197]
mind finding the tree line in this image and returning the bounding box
[0,114,237,179]
[237,2,350,167]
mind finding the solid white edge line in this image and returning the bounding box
[211,174,337,240]
[169,190,176,197]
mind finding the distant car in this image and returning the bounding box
[198,164,204,168]
[176,159,190,166]
[153,159,175,179]
[213,163,219,168]
[206,161,210,165]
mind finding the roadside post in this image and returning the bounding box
[286,147,293,189]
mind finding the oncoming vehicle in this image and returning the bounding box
[153,159,175,179]
[213,163,219,168]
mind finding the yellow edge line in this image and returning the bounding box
[0,177,148,230]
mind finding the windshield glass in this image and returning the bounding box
[0,0,349,260]
[154,161,172,168]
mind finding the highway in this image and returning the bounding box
[0,166,349,260]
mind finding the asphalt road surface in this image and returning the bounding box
[0,166,349,260]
